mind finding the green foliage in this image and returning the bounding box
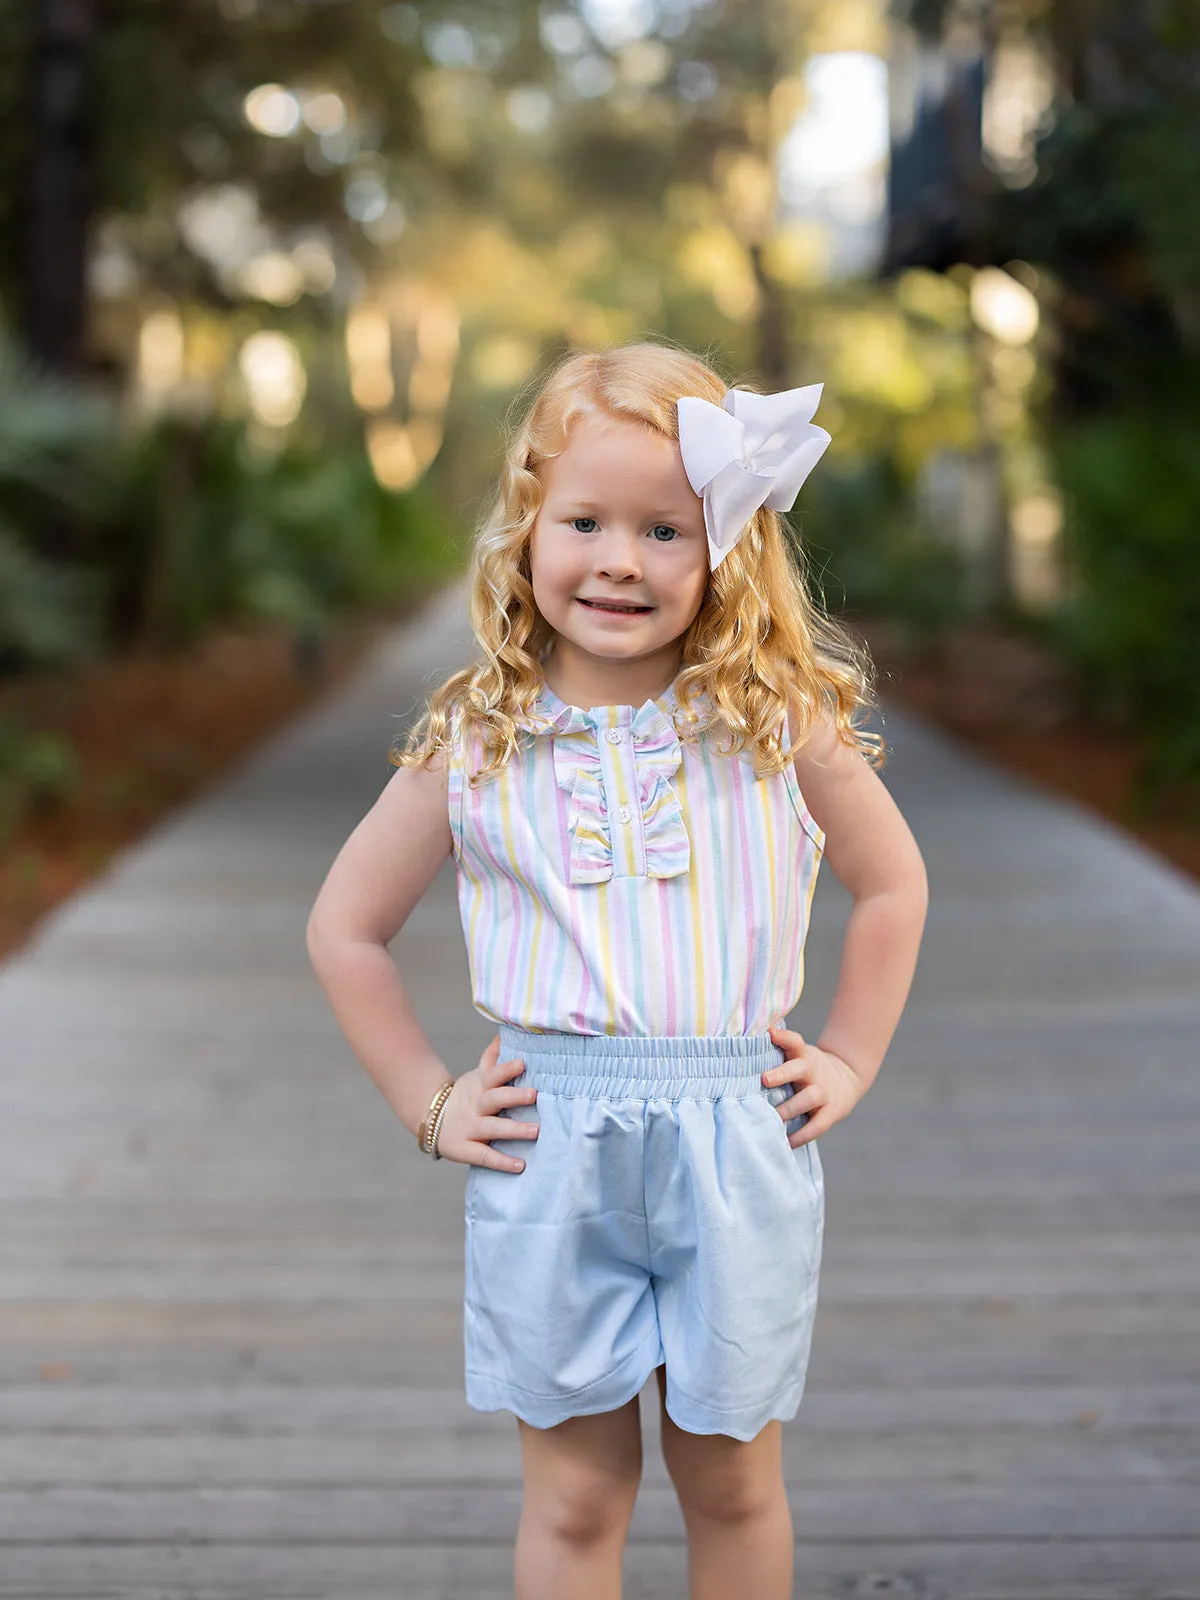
[0,529,106,673]
[0,329,460,669]
[0,334,113,506]
[0,333,113,670]
[0,0,426,317]
[0,715,80,847]
[1049,406,1200,800]
[991,37,1200,800]
[999,79,1200,405]
[95,413,461,646]
[793,454,971,651]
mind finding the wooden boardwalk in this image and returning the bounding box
[1,579,1198,1599]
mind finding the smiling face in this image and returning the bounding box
[528,412,710,707]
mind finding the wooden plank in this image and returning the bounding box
[0,1482,1198,1543]
[1,581,1199,1592]
[0,1381,1197,1433]
[0,1425,1196,1487]
[2,1540,1200,1599]
[3,1300,1197,1389]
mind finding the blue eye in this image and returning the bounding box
[570,517,597,533]
[651,524,679,542]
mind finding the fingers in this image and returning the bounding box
[768,1024,804,1049]
[480,1035,520,1075]
[777,1083,825,1121]
[789,1113,830,1147]
[471,1112,535,1140]
[486,1052,527,1088]
[472,1142,528,1174]
[762,1057,814,1088]
[484,1083,539,1113]
[763,1030,810,1085]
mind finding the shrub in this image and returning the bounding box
[1050,405,1200,803]
[792,452,971,650]
[96,414,462,647]
[0,332,111,672]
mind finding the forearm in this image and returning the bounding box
[308,935,452,1137]
[814,880,927,1094]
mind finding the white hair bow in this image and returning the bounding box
[676,384,831,569]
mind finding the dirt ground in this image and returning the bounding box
[1,601,1195,962]
[0,591,437,962]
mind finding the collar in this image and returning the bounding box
[520,677,682,739]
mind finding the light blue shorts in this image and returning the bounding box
[463,1024,825,1442]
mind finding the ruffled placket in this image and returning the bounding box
[522,684,692,885]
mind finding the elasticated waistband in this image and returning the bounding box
[496,1023,786,1100]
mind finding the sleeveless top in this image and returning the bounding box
[445,675,825,1038]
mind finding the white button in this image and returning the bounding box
[615,804,632,824]
[606,728,623,743]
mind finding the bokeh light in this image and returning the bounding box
[238,253,303,306]
[243,85,303,138]
[301,90,347,137]
[238,331,306,426]
[970,267,1040,345]
[138,308,185,395]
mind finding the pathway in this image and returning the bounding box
[1,580,1198,1597]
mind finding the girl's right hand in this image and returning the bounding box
[432,1035,539,1173]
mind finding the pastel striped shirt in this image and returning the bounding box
[445,675,825,1038]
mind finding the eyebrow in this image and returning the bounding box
[548,497,701,523]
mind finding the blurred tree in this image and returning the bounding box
[999,21,1200,421]
[888,0,1200,417]
[1,1,840,394]
[1,0,433,369]
[21,0,97,376]
[402,0,826,390]
[889,0,1200,793]
[1,1,879,653]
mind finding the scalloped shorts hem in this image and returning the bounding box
[465,1328,665,1430]
[463,1024,825,1442]
[465,1352,811,1442]
[661,1372,811,1442]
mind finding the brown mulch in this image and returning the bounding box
[850,613,1200,886]
[0,587,440,962]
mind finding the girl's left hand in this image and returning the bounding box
[764,1024,865,1146]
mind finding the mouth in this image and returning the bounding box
[576,598,655,615]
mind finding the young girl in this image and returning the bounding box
[307,342,928,1600]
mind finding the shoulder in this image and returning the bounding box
[786,699,845,776]
[784,693,927,894]
[384,704,468,812]
[391,719,456,784]
[308,742,456,949]
[785,697,875,839]
[379,747,452,820]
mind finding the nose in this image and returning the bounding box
[594,528,642,580]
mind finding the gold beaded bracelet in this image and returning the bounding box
[418,1080,455,1158]
[427,1084,455,1160]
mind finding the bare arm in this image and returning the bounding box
[306,753,457,1138]
[307,752,539,1172]
[793,710,929,1093]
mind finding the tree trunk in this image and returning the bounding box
[749,243,790,390]
[22,0,97,376]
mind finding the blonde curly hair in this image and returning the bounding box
[391,340,884,787]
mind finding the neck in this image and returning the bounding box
[541,642,681,711]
